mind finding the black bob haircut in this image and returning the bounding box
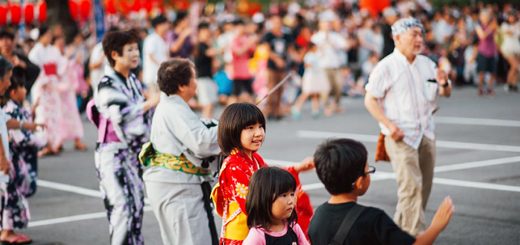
[0,57,13,78]
[246,167,297,229]
[218,103,266,155]
[314,138,368,194]
[0,29,15,40]
[157,58,194,95]
[102,30,139,67]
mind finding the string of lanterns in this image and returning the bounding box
[0,0,47,26]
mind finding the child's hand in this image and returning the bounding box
[293,157,315,173]
[430,196,454,232]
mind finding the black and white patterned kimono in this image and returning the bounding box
[94,68,151,245]
[0,108,30,231]
[4,100,38,198]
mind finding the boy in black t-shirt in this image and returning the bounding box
[309,138,454,245]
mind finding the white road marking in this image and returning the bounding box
[297,130,520,153]
[434,156,520,173]
[435,116,520,127]
[433,178,520,192]
[38,180,102,198]
[29,207,153,228]
[37,180,150,204]
[32,154,519,227]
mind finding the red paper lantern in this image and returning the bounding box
[360,0,390,17]
[24,3,35,24]
[79,0,91,21]
[144,0,152,13]
[10,4,22,25]
[69,0,80,21]
[0,5,7,26]
[105,0,116,14]
[131,0,142,12]
[248,3,262,16]
[38,1,47,23]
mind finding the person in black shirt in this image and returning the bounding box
[381,8,398,58]
[194,23,218,119]
[261,15,295,120]
[309,138,454,245]
[0,30,40,97]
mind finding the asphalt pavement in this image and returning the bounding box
[25,86,520,245]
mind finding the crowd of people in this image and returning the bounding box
[0,0,517,244]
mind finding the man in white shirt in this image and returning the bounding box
[88,41,108,96]
[143,15,170,92]
[311,10,348,116]
[364,17,451,236]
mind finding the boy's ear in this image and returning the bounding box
[353,176,364,191]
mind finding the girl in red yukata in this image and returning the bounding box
[211,103,313,245]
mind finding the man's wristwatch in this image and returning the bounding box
[440,82,449,88]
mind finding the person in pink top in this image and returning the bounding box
[243,167,310,245]
[230,19,257,104]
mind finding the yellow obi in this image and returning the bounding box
[222,201,248,241]
[138,142,210,176]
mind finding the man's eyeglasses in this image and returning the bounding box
[365,165,376,175]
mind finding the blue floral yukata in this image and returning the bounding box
[93,68,151,245]
[0,107,30,231]
[4,100,38,197]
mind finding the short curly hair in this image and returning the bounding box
[314,138,367,194]
[157,58,194,95]
[102,30,139,67]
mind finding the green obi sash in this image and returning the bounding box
[138,142,210,176]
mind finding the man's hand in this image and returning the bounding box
[388,123,404,141]
[436,69,448,86]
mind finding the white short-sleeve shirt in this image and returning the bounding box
[311,31,348,68]
[365,49,439,149]
[143,32,169,85]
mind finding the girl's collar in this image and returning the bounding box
[230,148,258,164]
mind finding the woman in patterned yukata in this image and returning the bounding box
[93,30,158,245]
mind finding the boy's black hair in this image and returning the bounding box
[198,22,210,30]
[246,167,298,229]
[0,29,15,40]
[102,30,139,67]
[151,15,168,28]
[38,25,50,39]
[7,74,25,96]
[218,103,266,155]
[157,58,193,95]
[233,18,245,26]
[314,138,368,194]
[173,11,188,27]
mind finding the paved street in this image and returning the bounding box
[25,86,520,245]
